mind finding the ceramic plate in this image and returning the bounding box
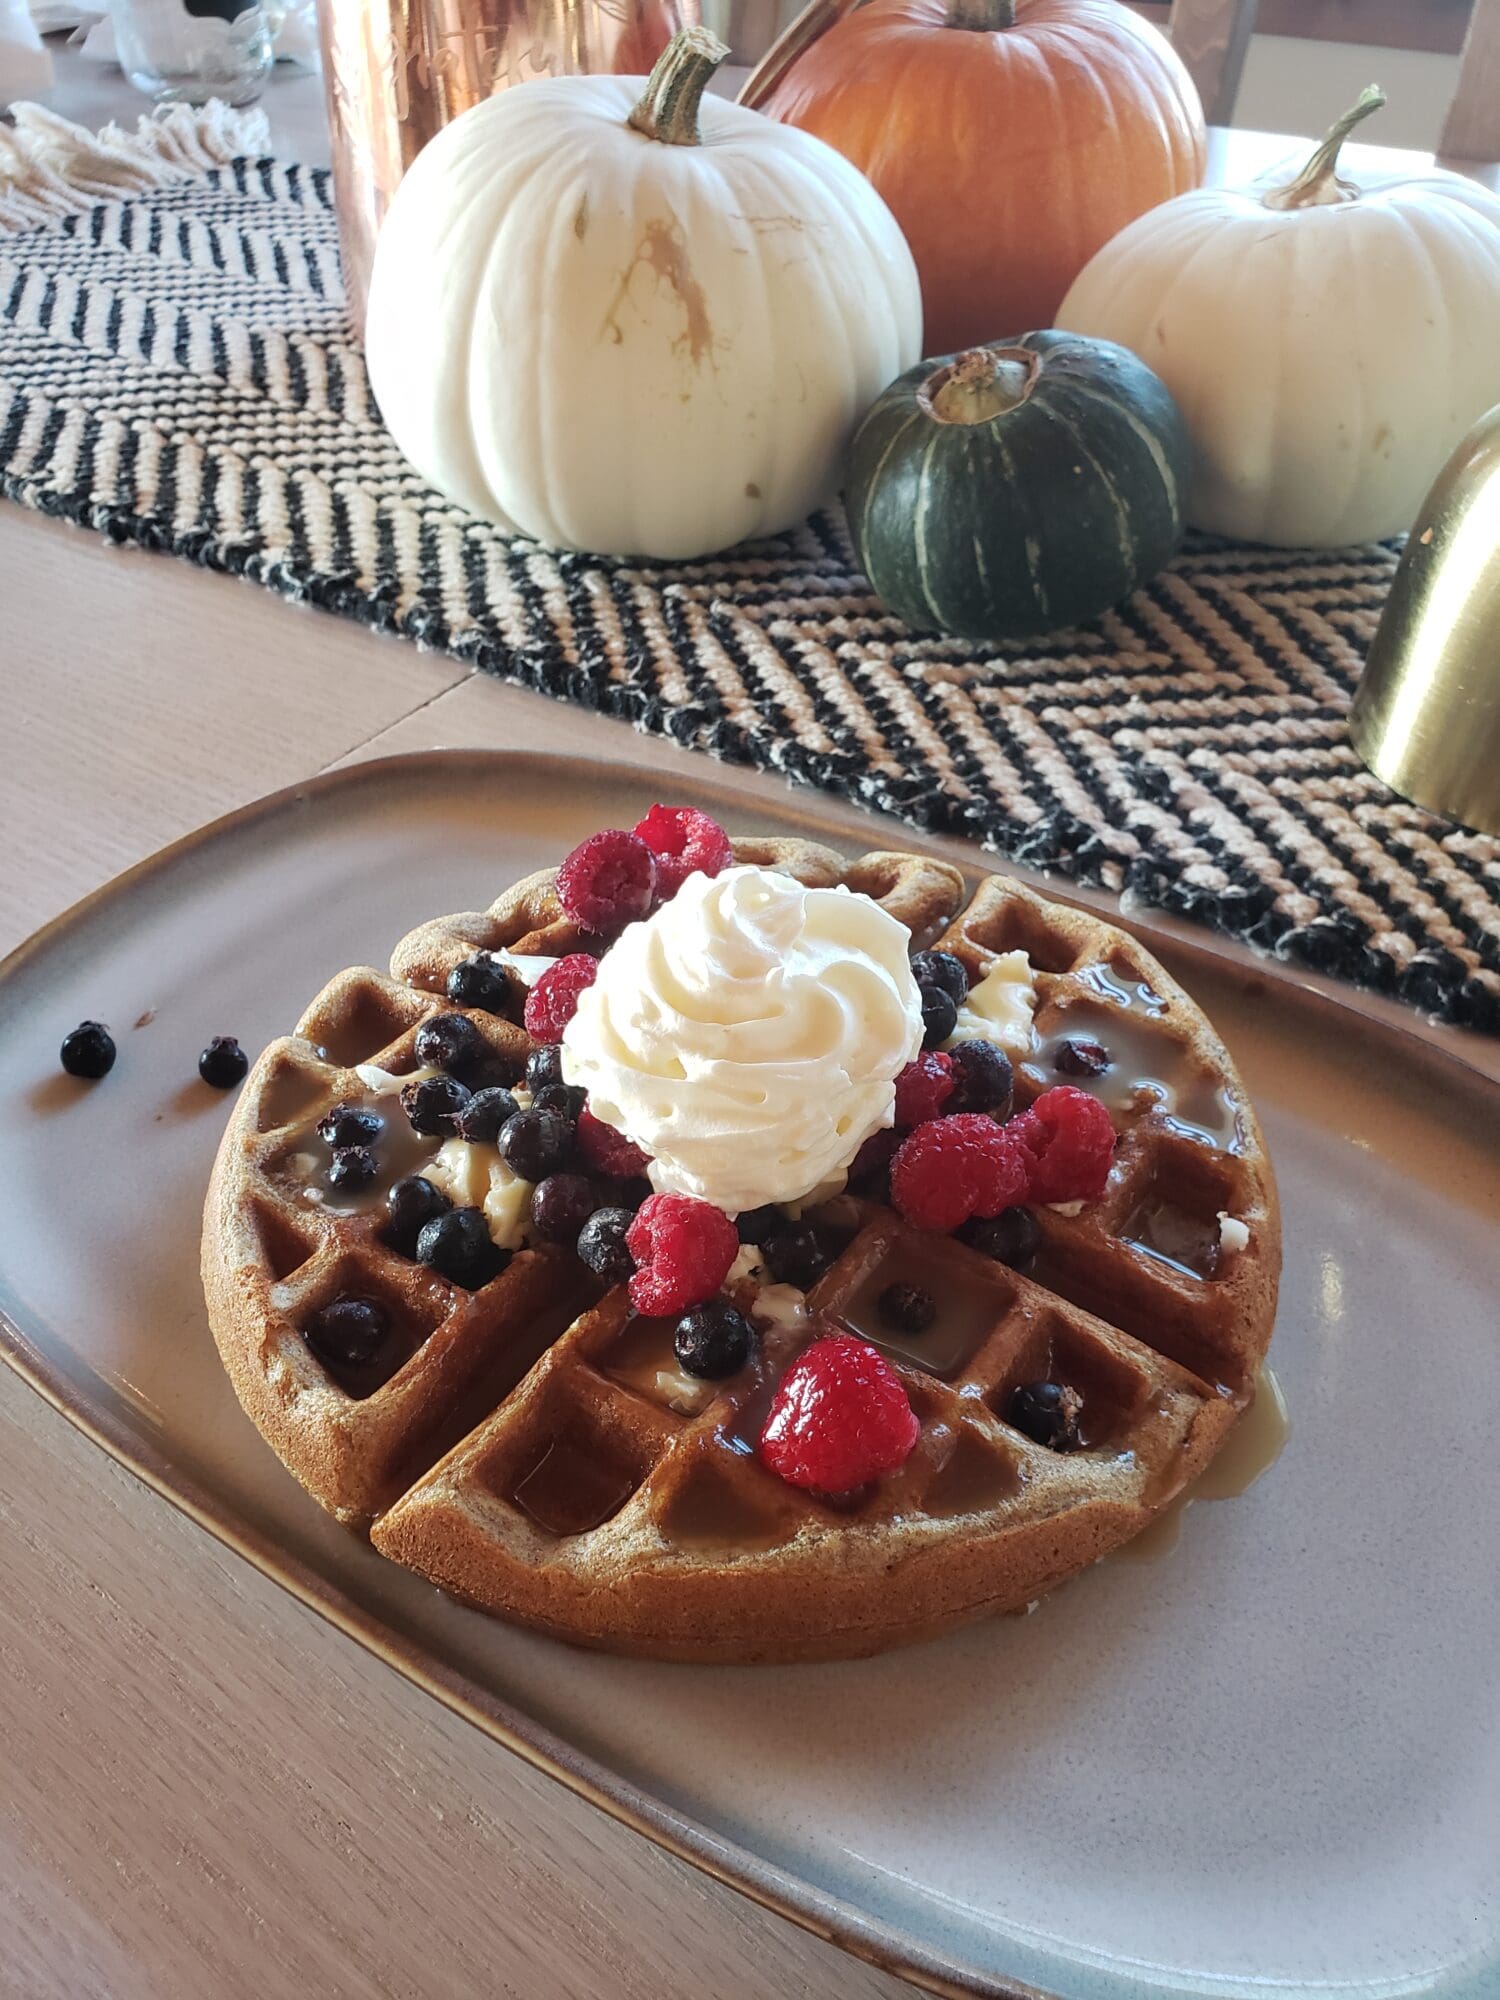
[1,752,1497,2000]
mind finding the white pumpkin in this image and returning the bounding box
[364,29,922,561]
[1057,89,1500,547]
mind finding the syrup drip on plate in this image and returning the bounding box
[1112,1366,1288,1563]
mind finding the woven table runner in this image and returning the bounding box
[3,113,1499,1034]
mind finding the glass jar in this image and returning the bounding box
[111,0,274,106]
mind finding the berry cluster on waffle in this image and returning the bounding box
[203,807,1279,1663]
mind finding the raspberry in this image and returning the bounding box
[557,829,657,934]
[1008,1085,1116,1204]
[758,1334,920,1496]
[632,804,733,898]
[576,1105,651,1178]
[893,1051,955,1129]
[625,1193,739,1316]
[890,1114,1029,1232]
[524,954,598,1041]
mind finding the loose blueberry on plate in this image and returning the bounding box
[577,1206,635,1285]
[445,954,513,1014]
[199,1036,248,1089]
[911,950,969,1003]
[1055,1037,1112,1078]
[414,1011,490,1080]
[958,1206,1040,1272]
[1007,1380,1083,1451]
[948,1039,1013,1117]
[455,1086,518,1145]
[317,1101,383,1148]
[674,1300,755,1379]
[878,1282,936,1335]
[401,1073,472,1138]
[760,1223,829,1289]
[327,1145,379,1193]
[529,1172,602,1243]
[498,1106,573,1182]
[384,1174,452,1255]
[415,1207,500,1289]
[59,1020,115,1080]
[304,1295,386,1368]
[919,984,959,1050]
[524,1043,567,1095]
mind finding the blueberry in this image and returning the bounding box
[317,1101,383,1149]
[414,1012,490,1080]
[919,984,958,1050]
[445,954,514,1014]
[760,1223,829,1290]
[455,1086,519,1145]
[498,1106,573,1182]
[958,1206,1040,1272]
[59,1020,115,1080]
[532,1081,587,1122]
[524,1044,567,1095]
[529,1172,603,1243]
[877,1282,935,1335]
[735,1205,783,1246]
[577,1206,635,1285]
[383,1175,452,1255]
[304,1295,386,1368]
[674,1300,755,1380]
[415,1207,501,1289]
[327,1145,378,1193]
[401,1073,472,1138]
[911,950,969,1003]
[1055,1037,1112,1079]
[198,1036,248,1089]
[1006,1379,1083,1452]
[948,1039,1014,1117]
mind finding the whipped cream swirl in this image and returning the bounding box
[562,866,923,1215]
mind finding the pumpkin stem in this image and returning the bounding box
[946,0,1015,27]
[628,27,730,147]
[1264,84,1386,210]
[922,347,1039,424]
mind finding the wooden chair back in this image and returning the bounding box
[1165,0,1500,161]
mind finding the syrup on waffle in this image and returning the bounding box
[204,836,1279,1661]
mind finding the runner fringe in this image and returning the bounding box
[0,99,270,231]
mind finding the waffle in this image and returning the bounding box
[204,838,1279,1662]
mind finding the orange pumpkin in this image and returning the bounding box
[760,0,1206,354]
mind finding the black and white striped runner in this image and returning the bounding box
[3,138,1498,1032]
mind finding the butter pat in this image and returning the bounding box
[947,951,1038,1056]
[490,947,553,989]
[1218,1212,1250,1255]
[425,1137,535,1251]
[749,1283,809,1335]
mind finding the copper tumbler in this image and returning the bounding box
[318,0,698,324]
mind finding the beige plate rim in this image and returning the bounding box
[2,747,1497,2000]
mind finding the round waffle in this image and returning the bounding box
[203,837,1279,1663]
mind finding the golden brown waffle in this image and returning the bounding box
[204,838,1279,1660]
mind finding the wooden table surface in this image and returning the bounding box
[3,53,1496,2000]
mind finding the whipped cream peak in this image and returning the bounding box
[561,865,923,1215]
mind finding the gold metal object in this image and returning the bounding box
[1351,404,1500,838]
[317,0,697,325]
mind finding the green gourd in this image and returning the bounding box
[844,330,1191,641]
